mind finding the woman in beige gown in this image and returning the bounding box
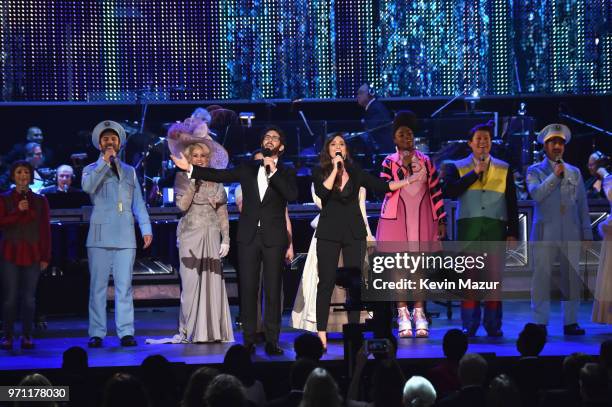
[171,120,234,342]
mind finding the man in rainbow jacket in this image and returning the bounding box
[443,122,518,337]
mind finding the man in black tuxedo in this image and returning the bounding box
[171,126,297,355]
[356,84,393,153]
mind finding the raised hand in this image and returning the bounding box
[170,152,190,171]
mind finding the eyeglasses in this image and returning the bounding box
[263,134,281,142]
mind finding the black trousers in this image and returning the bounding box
[238,231,284,345]
[316,233,365,331]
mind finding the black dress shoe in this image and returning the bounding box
[88,336,103,348]
[120,335,137,347]
[564,323,585,336]
[264,342,284,356]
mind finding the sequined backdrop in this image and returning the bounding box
[0,0,610,101]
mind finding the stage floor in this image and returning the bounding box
[2,301,611,371]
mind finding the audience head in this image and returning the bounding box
[25,142,44,168]
[140,354,174,384]
[294,333,324,361]
[563,352,592,392]
[26,126,44,143]
[289,358,317,391]
[62,346,88,373]
[443,329,468,362]
[140,354,178,405]
[181,367,220,407]
[56,164,74,191]
[300,367,342,407]
[486,374,520,407]
[516,322,547,357]
[402,376,436,407]
[579,362,609,403]
[372,359,406,407]
[458,353,488,387]
[599,339,612,371]
[19,373,57,407]
[102,372,149,407]
[204,374,247,407]
[223,344,256,387]
[19,372,53,386]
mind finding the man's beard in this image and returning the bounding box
[264,144,282,156]
[104,144,119,153]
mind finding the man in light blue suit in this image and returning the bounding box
[82,120,153,348]
[527,123,593,336]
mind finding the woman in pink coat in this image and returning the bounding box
[376,111,447,338]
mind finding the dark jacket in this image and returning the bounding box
[191,160,297,247]
[312,163,390,241]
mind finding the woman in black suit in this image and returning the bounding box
[312,133,412,348]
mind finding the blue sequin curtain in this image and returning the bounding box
[0,0,610,101]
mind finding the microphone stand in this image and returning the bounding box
[135,87,150,203]
[559,112,612,137]
[298,110,315,158]
[430,91,464,118]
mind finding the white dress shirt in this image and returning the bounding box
[188,160,278,226]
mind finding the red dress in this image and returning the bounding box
[0,189,51,266]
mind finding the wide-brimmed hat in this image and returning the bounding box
[537,123,571,144]
[167,118,228,169]
[91,120,126,150]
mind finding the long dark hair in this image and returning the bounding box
[320,133,352,191]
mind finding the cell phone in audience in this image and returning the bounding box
[365,338,389,354]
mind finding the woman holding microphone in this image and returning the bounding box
[312,133,414,349]
[0,160,51,350]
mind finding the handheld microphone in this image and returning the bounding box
[335,151,343,171]
[402,150,414,175]
[262,148,273,176]
[555,155,564,179]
